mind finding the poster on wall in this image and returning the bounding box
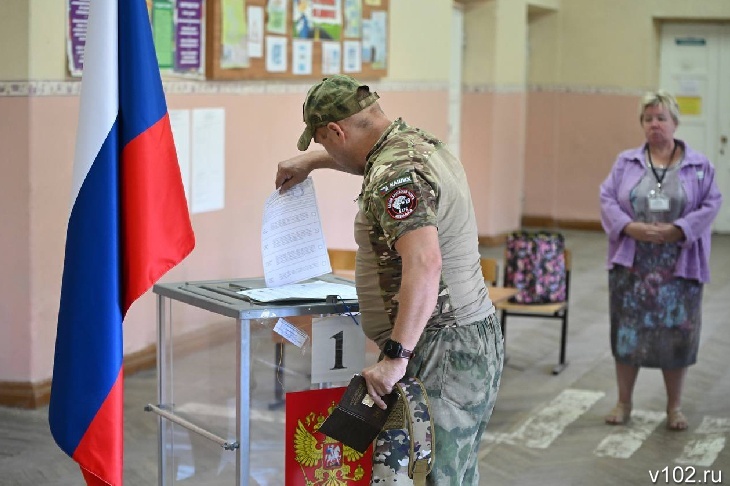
[175,0,204,72]
[293,0,342,40]
[67,0,204,78]
[370,10,387,69]
[220,0,249,68]
[152,0,175,68]
[343,0,362,38]
[67,0,90,77]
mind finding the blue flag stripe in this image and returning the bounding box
[49,120,123,454]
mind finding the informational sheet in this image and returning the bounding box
[361,18,373,62]
[152,0,174,68]
[191,108,225,214]
[67,0,90,77]
[247,6,264,58]
[261,178,331,287]
[371,10,387,69]
[176,0,204,72]
[343,40,362,73]
[292,39,313,75]
[266,36,288,72]
[322,41,342,75]
[168,109,191,202]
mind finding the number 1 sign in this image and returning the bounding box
[311,315,366,384]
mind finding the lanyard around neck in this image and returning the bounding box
[646,142,677,190]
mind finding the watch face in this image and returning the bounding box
[384,339,402,358]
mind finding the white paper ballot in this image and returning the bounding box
[262,178,331,287]
[238,280,358,303]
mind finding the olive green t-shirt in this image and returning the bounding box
[354,118,493,346]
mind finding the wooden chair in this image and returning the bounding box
[480,258,500,286]
[495,249,572,375]
[327,248,356,279]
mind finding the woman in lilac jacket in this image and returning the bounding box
[599,90,722,431]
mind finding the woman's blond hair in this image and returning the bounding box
[639,90,680,125]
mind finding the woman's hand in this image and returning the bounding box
[623,222,684,244]
[654,223,685,243]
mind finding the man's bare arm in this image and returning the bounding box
[361,226,442,408]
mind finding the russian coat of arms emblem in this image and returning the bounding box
[286,387,372,485]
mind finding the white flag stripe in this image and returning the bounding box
[70,0,118,210]
[593,410,665,459]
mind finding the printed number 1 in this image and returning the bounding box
[330,331,345,370]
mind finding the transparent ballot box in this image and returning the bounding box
[150,275,362,485]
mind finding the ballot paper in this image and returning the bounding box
[237,280,358,303]
[262,178,331,287]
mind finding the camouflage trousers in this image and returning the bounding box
[371,313,504,485]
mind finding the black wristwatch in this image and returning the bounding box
[383,339,414,359]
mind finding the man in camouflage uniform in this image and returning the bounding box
[276,75,504,485]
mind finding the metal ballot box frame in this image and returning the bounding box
[149,274,359,485]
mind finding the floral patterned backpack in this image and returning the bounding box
[505,231,567,304]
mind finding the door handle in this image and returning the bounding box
[721,135,727,155]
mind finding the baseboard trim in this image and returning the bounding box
[0,322,238,409]
[521,216,603,232]
[0,379,52,409]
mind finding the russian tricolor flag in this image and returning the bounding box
[49,0,195,484]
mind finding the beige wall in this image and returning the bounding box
[522,0,730,223]
[529,0,730,88]
[29,0,67,79]
[0,0,30,80]
[388,0,452,82]
[0,97,31,377]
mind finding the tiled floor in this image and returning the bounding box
[1,230,728,485]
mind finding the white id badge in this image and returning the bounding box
[648,193,670,212]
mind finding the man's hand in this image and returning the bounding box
[361,358,408,410]
[275,151,336,192]
[275,156,313,192]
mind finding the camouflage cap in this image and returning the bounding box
[297,75,380,151]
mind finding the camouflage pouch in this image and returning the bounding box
[371,377,434,486]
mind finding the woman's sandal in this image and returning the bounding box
[605,402,632,425]
[667,408,688,431]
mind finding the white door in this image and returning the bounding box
[448,5,464,158]
[660,23,730,233]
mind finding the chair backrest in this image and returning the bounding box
[480,258,500,286]
[327,248,356,272]
[502,232,570,304]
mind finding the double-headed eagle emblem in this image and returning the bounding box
[293,407,367,485]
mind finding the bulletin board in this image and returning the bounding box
[205,0,389,80]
